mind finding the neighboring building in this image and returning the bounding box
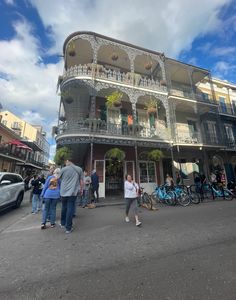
[0,110,50,174]
[55,31,236,197]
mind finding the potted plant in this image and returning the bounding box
[68,40,76,57]
[144,98,157,114]
[160,80,167,86]
[105,148,125,161]
[105,91,123,108]
[147,149,164,162]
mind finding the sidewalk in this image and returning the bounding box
[91,195,125,207]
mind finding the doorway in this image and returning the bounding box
[105,159,124,196]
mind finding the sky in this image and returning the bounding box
[0,0,236,159]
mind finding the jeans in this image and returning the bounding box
[61,196,77,231]
[83,189,90,206]
[32,194,41,213]
[42,198,58,225]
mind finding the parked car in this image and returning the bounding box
[0,172,25,211]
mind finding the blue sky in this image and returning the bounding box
[0,0,236,158]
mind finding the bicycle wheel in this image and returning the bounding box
[223,188,233,201]
[142,192,153,209]
[151,191,159,203]
[190,191,200,204]
[178,191,190,206]
[164,191,175,206]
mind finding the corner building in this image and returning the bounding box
[55,31,236,198]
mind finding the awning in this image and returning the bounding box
[8,140,33,151]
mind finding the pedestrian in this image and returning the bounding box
[175,172,181,186]
[210,172,217,189]
[59,159,83,234]
[124,174,142,227]
[31,175,43,214]
[194,172,201,193]
[40,168,61,229]
[165,174,174,188]
[91,169,99,203]
[82,170,91,208]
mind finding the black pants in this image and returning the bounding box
[92,186,99,202]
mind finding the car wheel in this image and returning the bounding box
[15,193,24,208]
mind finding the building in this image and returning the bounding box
[55,31,236,197]
[0,110,50,174]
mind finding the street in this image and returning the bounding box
[0,193,236,299]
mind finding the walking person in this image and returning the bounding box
[40,168,61,229]
[82,170,91,208]
[124,174,142,227]
[59,159,83,234]
[91,169,99,203]
[31,175,43,214]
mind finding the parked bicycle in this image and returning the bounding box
[151,185,176,206]
[172,185,190,207]
[138,187,153,210]
[196,183,233,201]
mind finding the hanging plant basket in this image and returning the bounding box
[68,40,76,57]
[145,98,157,114]
[106,91,123,108]
[147,107,157,114]
[148,149,164,162]
[111,52,119,61]
[105,148,125,161]
[65,97,74,104]
[160,80,167,86]
[144,62,152,70]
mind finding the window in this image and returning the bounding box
[202,93,210,102]
[219,96,227,113]
[1,174,18,184]
[224,124,234,143]
[203,122,218,143]
[2,120,7,126]
[139,161,156,183]
[12,122,22,129]
[232,100,236,115]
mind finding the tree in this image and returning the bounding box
[54,146,72,166]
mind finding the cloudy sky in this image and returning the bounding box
[0,0,236,157]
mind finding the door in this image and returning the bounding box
[187,120,197,140]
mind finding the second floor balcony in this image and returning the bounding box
[57,117,171,142]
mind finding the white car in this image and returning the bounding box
[0,172,25,210]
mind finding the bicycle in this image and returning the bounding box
[138,187,153,210]
[151,185,176,206]
[172,185,190,207]
[198,183,233,201]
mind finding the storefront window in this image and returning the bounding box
[139,161,156,183]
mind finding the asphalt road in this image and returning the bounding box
[0,193,236,299]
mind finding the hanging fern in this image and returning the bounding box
[148,149,164,162]
[105,91,123,108]
[105,148,125,161]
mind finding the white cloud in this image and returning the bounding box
[0,19,63,132]
[212,46,236,56]
[29,0,230,57]
[4,0,15,5]
[49,144,56,161]
[213,60,236,78]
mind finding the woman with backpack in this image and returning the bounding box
[40,168,61,229]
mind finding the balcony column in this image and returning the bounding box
[89,95,96,118]
[187,68,195,98]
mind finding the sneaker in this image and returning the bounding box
[32,212,36,215]
[65,228,73,234]
[59,223,65,229]
[125,217,130,223]
[41,224,46,229]
[136,221,142,227]
[50,224,55,228]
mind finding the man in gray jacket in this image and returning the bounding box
[59,159,83,233]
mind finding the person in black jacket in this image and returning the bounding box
[91,170,99,203]
[31,175,43,214]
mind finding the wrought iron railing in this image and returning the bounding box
[176,130,202,144]
[218,104,236,116]
[62,64,167,92]
[0,145,27,160]
[58,118,171,141]
[170,88,216,105]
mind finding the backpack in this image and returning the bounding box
[48,177,58,190]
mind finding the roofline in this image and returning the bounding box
[166,57,210,73]
[63,31,163,57]
[63,31,210,73]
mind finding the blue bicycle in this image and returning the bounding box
[202,184,233,201]
[151,185,176,206]
[172,185,190,206]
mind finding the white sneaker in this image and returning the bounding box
[125,217,130,223]
[136,221,142,227]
